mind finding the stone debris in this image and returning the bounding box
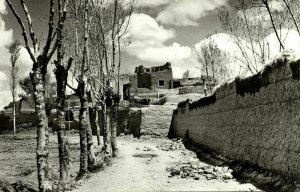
[166,163,233,181]
[118,133,138,141]
[143,146,153,151]
[157,139,185,151]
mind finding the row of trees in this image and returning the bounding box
[6,0,135,191]
[195,0,300,90]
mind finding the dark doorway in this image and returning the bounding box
[65,110,74,121]
[123,84,131,100]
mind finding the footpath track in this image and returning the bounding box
[72,138,258,192]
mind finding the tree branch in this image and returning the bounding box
[66,57,74,71]
[262,0,285,50]
[282,0,300,36]
[89,75,105,90]
[5,0,36,63]
[47,41,58,62]
[67,82,78,93]
[43,0,55,57]
[20,0,38,53]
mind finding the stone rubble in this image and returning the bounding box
[157,139,185,151]
[118,133,139,141]
[166,163,233,181]
[143,146,153,151]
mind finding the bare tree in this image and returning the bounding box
[110,0,135,158]
[52,0,74,189]
[282,0,300,36]
[5,0,69,190]
[8,40,21,137]
[219,4,270,75]
[195,36,230,92]
[182,70,190,79]
[88,0,135,158]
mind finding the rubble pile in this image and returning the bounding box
[118,133,142,142]
[166,163,233,181]
[139,135,161,140]
[69,129,79,134]
[142,146,153,151]
[119,133,134,139]
[157,139,185,151]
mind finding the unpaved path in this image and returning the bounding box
[73,138,259,192]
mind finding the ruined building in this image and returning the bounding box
[135,62,173,90]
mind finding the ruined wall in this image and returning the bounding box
[172,52,300,179]
[150,69,173,90]
[140,105,176,137]
[95,105,175,137]
[135,63,173,90]
[136,67,152,89]
[111,74,137,100]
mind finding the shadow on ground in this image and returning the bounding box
[181,135,299,192]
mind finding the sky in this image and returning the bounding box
[0,0,299,109]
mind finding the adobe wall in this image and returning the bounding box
[137,69,152,89]
[151,69,173,89]
[172,52,300,179]
[92,105,175,137]
[140,105,176,137]
[0,112,39,133]
[113,74,137,100]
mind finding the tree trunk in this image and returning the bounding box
[111,0,118,75]
[117,37,121,95]
[77,0,97,175]
[56,109,69,187]
[101,105,107,147]
[78,84,97,173]
[95,109,101,146]
[85,106,97,170]
[54,64,70,188]
[13,97,16,137]
[103,103,112,156]
[205,63,212,94]
[79,95,88,176]
[30,66,52,192]
[111,105,118,157]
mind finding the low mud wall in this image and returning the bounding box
[93,107,142,137]
[171,52,300,179]
[94,105,175,137]
[0,113,38,133]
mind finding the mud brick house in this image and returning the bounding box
[1,98,38,132]
[135,62,173,90]
[112,74,137,101]
[3,97,35,114]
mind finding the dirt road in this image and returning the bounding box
[73,138,259,192]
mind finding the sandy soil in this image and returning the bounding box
[0,128,82,191]
[72,138,259,192]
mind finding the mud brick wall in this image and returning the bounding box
[172,52,300,179]
[0,112,39,133]
[140,105,175,137]
[150,69,173,89]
